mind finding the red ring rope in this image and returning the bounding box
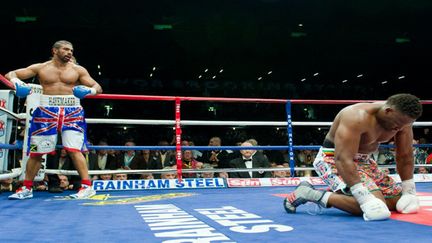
[87,94,432,105]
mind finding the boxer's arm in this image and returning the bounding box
[394,126,414,180]
[334,112,391,220]
[5,64,42,81]
[6,64,42,97]
[333,115,363,187]
[76,66,103,94]
[395,125,419,214]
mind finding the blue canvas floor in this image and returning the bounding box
[1,183,431,242]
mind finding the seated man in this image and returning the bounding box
[199,164,215,178]
[113,173,128,180]
[161,167,177,179]
[271,165,290,178]
[284,94,422,221]
[59,174,73,190]
[229,141,271,178]
[140,173,154,180]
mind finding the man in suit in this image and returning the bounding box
[199,137,234,168]
[46,148,75,192]
[148,140,175,178]
[95,141,118,170]
[229,141,271,178]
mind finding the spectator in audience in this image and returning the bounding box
[427,152,432,164]
[377,141,396,165]
[266,150,285,166]
[182,150,203,178]
[418,166,429,174]
[189,141,202,159]
[1,177,18,192]
[140,173,154,180]
[49,149,73,170]
[217,171,229,178]
[46,148,75,193]
[96,141,118,170]
[98,174,113,180]
[113,173,128,180]
[58,174,73,190]
[199,164,215,178]
[34,175,49,191]
[272,165,290,178]
[246,138,268,160]
[117,141,143,170]
[148,140,176,176]
[85,140,99,171]
[160,166,177,179]
[302,150,315,167]
[199,136,233,168]
[141,150,151,168]
[281,150,289,164]
[229,141,271,178]
[413,139,429,164]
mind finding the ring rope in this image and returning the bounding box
[36,164,432,176]
[3,109,432,126]
[87,93,432,105]
[0,168,22,180]
[2,144,432,151]
[2,165,431,181]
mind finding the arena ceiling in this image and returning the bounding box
[1,0,431,97]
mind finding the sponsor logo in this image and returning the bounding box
[39,139,53,151]
[48,96,77,106]
[93,178,226,191]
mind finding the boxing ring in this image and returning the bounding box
[1,92,432,242]
[1,185,432,242]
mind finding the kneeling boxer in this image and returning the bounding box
[284,94,422,221]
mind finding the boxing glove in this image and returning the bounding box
[351,183,391,221]
[396,179,419,214]
[12,78,31,98]
[73,85,96,99]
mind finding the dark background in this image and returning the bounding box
[1,0,431,145]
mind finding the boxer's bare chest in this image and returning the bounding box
[38,65,79,86]
[358,129,397,153]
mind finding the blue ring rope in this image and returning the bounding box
[1,144,432,150]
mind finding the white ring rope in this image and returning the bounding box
[2,164,432,179]
[0,168,22,180]
[2,108,432,126]
[1,107,431,181]
[41,164,432,176]
[86,119,432,127]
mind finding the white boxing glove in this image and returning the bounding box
[396,179,419,214]
[351,183,391,221]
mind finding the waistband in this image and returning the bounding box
[40,95,81,107]
[320,147,370,161]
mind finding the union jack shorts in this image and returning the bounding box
[28,105,88,155]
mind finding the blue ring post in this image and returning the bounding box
[285,101,295,177]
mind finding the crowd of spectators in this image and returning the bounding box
[2,127,431,194]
